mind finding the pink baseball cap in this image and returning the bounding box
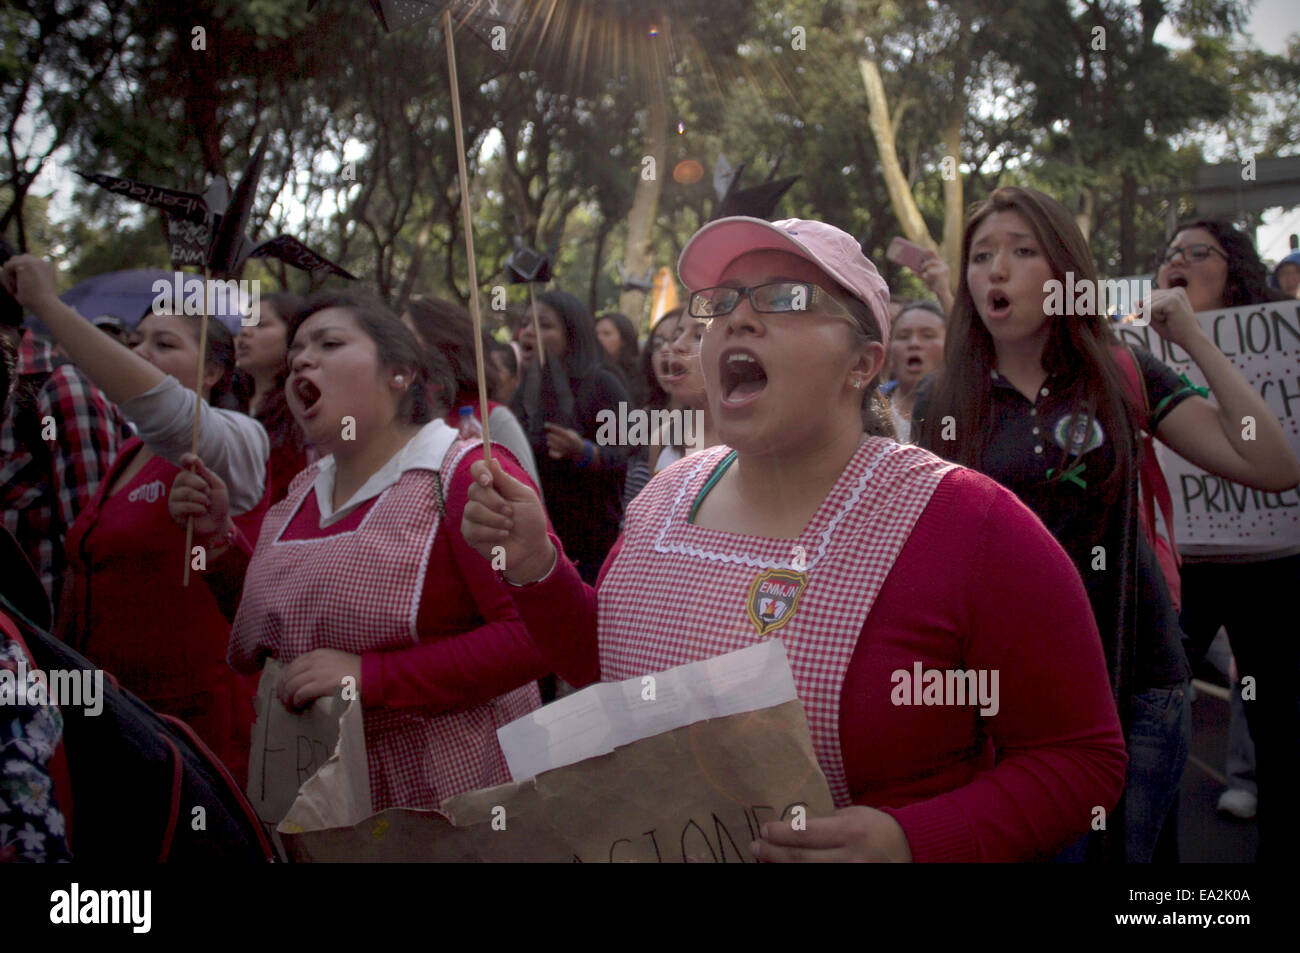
[677,217,892,341]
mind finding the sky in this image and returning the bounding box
[1241,0,1299,54]
[1245,0,1300,261]
[1160,0,1300,261]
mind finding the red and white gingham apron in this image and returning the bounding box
[599,437,954,806]
[232,429,539,812]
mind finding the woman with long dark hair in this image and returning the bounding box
[170,289,551,812]
[235,291,306,504]
[1,254,271,784]
[513,289,631,582]
[1152,218,1299,858]
[911,188,1299,861]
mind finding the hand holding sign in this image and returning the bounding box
[753,804,913,862]
[279,649,362,711]
[246,658,370,861]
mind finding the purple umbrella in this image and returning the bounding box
[32,268,250,336]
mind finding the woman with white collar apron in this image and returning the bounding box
[172,290,549,812]
[462,218,1128,862]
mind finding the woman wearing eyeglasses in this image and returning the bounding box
[911,189,1300,862]
[462,216,1129,862]
[644,307,716,475]
[622,310,684,506]
[1153,219,1299,859]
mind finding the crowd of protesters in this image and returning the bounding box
[2,189,1298,863]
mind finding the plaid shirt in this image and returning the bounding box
[0,330,128,607]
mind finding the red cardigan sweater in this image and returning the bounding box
[504,467,1127,862]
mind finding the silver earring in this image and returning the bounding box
[852,378,864,389]
[394,375,405,385]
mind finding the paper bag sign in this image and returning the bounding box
[281,699,831,862]
[247,658,370,853]
[278,640,835,862]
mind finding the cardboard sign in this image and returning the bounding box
[278,641,834,862]
[1116,300,1300,554]
[246,659,369,857]
[280,699,832,863]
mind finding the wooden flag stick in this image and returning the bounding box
[443,9,491,461]
[527,281,544,369]
[183,266,211,587]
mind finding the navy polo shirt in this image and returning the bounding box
[978,348,1189,548]
[917,346,1198,689]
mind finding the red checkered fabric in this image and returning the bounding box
[232,434,538,812]
[599,437,954,806]
[1,330,128,604]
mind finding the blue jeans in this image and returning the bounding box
[1124,683,1191,863]
[1050,683,1191,863]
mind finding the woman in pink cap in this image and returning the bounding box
[461,217,1126,862]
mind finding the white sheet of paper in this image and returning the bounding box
[497,638,798,781]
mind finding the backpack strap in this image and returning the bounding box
[1112,346,1180,567]
[158,713,275,862]
[156,734,184,862]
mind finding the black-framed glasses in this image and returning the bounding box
[688,281,852,321]
[1159,243,1228,266]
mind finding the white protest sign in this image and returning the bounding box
[1115,300,1300,554]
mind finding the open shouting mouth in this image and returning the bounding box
[719,348,768,408]
[292,376,322,418]
[987,289,1012,320]
[662,358,690,385]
